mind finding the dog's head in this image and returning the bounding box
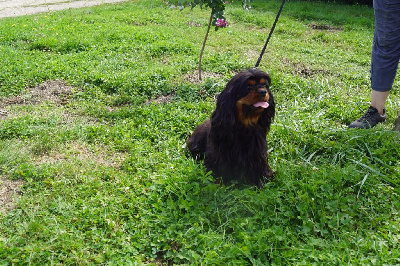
[212,68,275,131]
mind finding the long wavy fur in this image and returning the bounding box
[187,68,275,187]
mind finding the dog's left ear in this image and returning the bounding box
[259,89,275,133]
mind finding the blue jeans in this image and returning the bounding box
[371,0,400,92]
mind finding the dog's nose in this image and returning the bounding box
[257,89,267,97]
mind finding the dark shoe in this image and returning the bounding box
[394,117,400,131]
[348,106,386,129]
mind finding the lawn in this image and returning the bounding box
[0,0,399,264]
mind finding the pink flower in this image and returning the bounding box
[216,18,229,28]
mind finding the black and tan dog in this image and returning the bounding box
[187,68,275,187]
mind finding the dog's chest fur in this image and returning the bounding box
[205,124,268,183]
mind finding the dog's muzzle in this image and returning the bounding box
[257,89,267,97]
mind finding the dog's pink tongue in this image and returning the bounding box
[253,102,269,108]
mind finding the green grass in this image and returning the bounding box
[0,0,399,264]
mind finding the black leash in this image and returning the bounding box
[255,0,286,68]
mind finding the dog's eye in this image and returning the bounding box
[260,78,266,84]
[247,79,256,86]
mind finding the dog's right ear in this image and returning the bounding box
[210,83,237,141]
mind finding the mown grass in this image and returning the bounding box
[0,0,399,264]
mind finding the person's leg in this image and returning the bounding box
[349,0,400,129]
[370,90,389,115]
[370,1,400,94]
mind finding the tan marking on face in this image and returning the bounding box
[248,79,256,86]
[236,90,270,126]
[238,90,259,106]
[236,101,262,126]
[237,89,270,106]
[260,78,266,84]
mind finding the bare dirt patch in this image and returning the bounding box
[144,93,176,105]
[35,141,127,168]
[308,22,343,31]
[1,80,73,106]
[184,71,226,84]
[283,57,329,78]
[0,177,23,213]
[187,21,202,27]
[0,0,131,19]
[0,80,74,119]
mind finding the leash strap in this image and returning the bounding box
[255,0,286,68]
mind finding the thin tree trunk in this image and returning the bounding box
[198,11,213,81]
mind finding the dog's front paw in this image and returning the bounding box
[256,169,275,188]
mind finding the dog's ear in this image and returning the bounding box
[210,81,238,140]
[259,89,275,133]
